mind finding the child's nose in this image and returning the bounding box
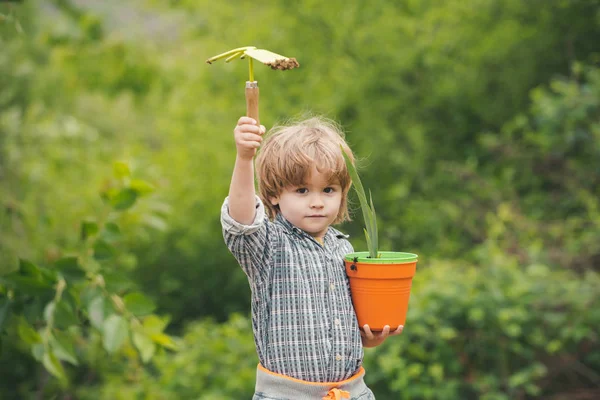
[310,195,325,208]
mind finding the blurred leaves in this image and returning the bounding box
[123,292,155,317]
[75,261,600,399]
[87,295,106,330]
[80,220,99,241]
[132,330,155,363]
[1,0,600,399]
[0,161,177,397]
[43,350,67,384]
[17,318,41,345]
[49,330,79,366]
[361,260,600,399]
[107,188,138,211]
[2,260,55,295]
[78,314,257,399]
[102,314,128,354]
[0,297,11,329]
[54,257,86,283]
[93,239,115,261]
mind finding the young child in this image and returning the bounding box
[221,116,403,399]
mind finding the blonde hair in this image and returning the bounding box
[255,116,355,224]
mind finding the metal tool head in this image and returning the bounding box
[206,46,299,69]
[206,46,299,81]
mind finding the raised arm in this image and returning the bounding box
[228,117,266,225]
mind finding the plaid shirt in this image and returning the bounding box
[221,196,364,382]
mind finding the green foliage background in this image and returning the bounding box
[1,0,599,398]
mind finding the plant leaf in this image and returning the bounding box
[341,147,378,257]
[50,330,79,366]
[142,315,169,335]
[100,222,122,243]
[4,260,55,294]
[102,314,129,354]
[113,161,130,179]
[142,215,168,232]
[369,190,379,258]
[0,298,11,331]
[31,343,45,362]
[43,350,67,383]
[130,179,155,195]
[132,331,156,363]
[123,292,156,317]
[18,318,41,345]
[364,228,372,255]
[88,296,105,330]
[110,188,138,210]
[54,257,86,282]
[80,220,99,241]
[151,333,178,350]
[103,270,133,293]
[93,239,115,261]
[53,301,79,329]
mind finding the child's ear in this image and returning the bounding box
[270,196,279,206]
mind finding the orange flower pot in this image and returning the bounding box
[344,252,418,331]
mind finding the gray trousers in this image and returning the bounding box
[252,364,375,400]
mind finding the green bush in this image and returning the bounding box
[77,314,257,400]
[2,1,600,397]
[0,163,178,399]
[3,0,600,331]
[73,258,600,399]
[364,259,600,399]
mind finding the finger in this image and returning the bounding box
[236,124,262,134]
[240,133,263,142]
[239,140,260,149]
[238,117,257,126]
[259,125,266,135]
[390,325,404,336]
[379,325,391,339]
[363,325,374,340]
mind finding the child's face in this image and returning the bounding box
[270,165,342,239]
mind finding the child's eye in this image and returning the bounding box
[324,187,335,194]
[296,188,308,194]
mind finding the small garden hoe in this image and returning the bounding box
[206,46,299,125]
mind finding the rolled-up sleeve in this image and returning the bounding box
[221,196,275,283]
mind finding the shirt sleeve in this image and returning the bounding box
[221,196,275,283]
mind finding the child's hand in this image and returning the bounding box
[234,117,266,160]
[360,324,404,348]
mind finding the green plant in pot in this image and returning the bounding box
[342,148,418,331]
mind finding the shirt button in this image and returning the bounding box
[334,318,341,326]
[330,283,335,290]
[336,354,342,361]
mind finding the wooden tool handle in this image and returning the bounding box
[245,81,259,126]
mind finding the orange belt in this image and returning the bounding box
[323,388,351,400]
[255,364,369,399]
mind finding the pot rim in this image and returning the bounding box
[344,251,418,264]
